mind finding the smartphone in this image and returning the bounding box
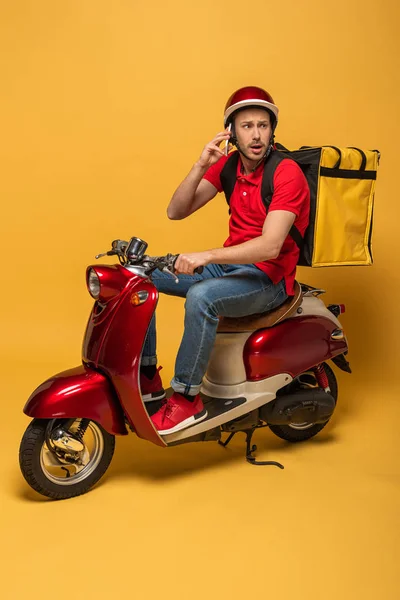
[225,123,232,156]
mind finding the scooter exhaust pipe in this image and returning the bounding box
[261,388,336,426]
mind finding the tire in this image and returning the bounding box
[19,419,115,500]
[268,362,338,443]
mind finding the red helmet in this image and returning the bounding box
[224,86,279,127]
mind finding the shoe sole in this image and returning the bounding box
[157,408,208,435]
[142,390,166,403]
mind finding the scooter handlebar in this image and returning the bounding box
[171,255,203,275]
[94,240,204,276]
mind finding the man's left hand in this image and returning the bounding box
[174,251,212,275]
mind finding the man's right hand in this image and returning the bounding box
[197,130,231,169]
[167,130,230,219]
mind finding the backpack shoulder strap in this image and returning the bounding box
[261,150,304,251]
[261,150,286,211]
[220,152,240,205]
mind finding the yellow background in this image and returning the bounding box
[1,1,399,598]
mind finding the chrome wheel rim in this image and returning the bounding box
[288,421,316,430]
[40,421,104,486]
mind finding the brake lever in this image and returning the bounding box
[95,250,117,259]
[162,266,179,283]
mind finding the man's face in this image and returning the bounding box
[233,108,272,159]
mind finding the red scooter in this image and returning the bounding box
[19,236,350,500]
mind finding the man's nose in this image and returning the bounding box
[252,128,261,139]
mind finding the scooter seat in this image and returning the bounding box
[217,281,302,332]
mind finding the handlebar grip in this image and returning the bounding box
[172,254,204,275]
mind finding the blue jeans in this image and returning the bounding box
[142,264,288,395]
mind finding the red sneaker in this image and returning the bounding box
[140,366,166,403]
[151,392,208,435]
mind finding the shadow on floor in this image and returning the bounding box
[13,423,338,502]
[107,423,338,482]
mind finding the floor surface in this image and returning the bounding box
[1,359,399,600]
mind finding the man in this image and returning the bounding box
[140,86,310,435]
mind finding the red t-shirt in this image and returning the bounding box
[203,151,310,296]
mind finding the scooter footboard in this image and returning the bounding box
[23,364,127,435]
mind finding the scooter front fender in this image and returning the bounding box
[23,365,127,436]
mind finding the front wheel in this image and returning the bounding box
[19,418,115,500]
[268,362,338,443]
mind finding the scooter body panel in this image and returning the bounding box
[83,266,166,447]
[82,264,137,361]
[23,364,128,436]
[164,372,292,444]
[244,315,348,381]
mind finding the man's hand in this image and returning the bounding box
[174,251,213,275]
[197,129,231,169]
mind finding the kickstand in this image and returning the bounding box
[218,432,237,448]
[245,429,284,468]
[219,428,284,469]
[246,429,285,469]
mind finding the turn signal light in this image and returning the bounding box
[131,290,149,306]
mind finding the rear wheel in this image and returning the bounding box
[19,418,115,500]
[268,362,338,443]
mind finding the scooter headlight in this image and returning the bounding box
[87,269,100,299]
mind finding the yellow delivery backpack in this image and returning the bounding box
[269,144,380,267]
[220,144,380,267]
